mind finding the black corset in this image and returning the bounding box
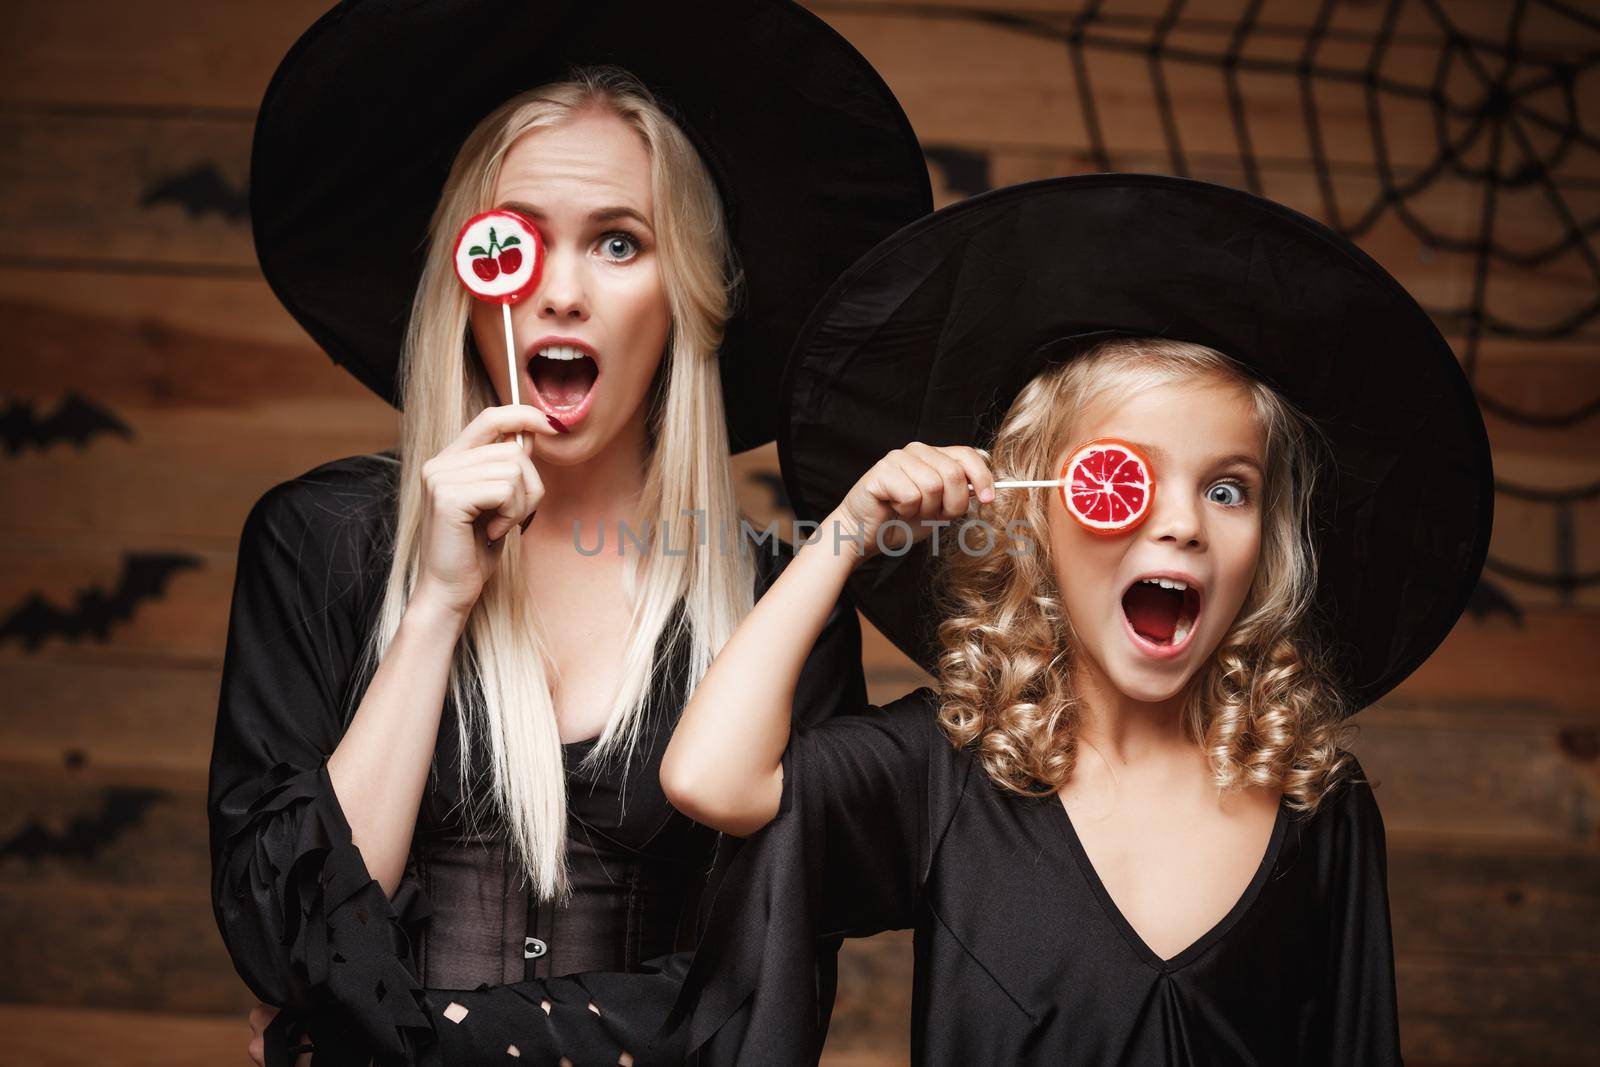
[408,607,717,988]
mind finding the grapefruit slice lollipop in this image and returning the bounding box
[452,208,545,445]
[1060,438,1154,535]
[982,438,1154,534]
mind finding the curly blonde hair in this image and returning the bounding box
[933,337,1354,812]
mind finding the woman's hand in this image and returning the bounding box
[247,1001,272,1066]
[246,1002,313,1067]
[412,405,560,619]
[827,442,995,560]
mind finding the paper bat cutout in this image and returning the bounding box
[0,393,133,456]
[0,552,202,651]
[140,162,250,222]
[0,786,167,863]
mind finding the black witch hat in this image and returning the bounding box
[779,174,1494,711]
[251,0,932,453]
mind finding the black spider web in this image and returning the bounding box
[822,0,1600,598]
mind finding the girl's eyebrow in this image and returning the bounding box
[1134,440,1263,476]
[498,200,653,231]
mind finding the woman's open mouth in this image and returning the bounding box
[1120,576,1202,660]
[526,343,600,426]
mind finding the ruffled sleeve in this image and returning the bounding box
[207,457,436,1064]
[679,531,874,1042]
[675,687,949,1065]
[1313,758,1403,1065]
[419,951,692,1065]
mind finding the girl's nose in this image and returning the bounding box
[1146,483,1203,548]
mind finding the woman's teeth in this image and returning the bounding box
[527,346,599,410]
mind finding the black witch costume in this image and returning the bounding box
[674,175,1495,1065]
[207,1,931,1063]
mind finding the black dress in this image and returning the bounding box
[676,687,1404,1066]
[207,452,866,1065]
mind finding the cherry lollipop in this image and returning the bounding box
[452,208,545,444]
[981,437,1155,535]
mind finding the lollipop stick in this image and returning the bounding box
[989,479,1062,489]
[501,303,524,448]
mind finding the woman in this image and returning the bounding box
[662,176,1493,1064]
[209,2,931,1063]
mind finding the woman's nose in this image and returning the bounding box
[537,249,588,321]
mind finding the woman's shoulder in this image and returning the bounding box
[251,449,399,519]
[240,450,400,575]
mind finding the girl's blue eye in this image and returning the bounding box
[1207,481,1250,507]
[598,232,640,261]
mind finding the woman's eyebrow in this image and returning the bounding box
[497,200,652,230]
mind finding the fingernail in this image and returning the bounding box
[520,510,536,532]
[548,414,569,434]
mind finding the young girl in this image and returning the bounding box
[210,2,931,1063]
[662,176,1492,1065]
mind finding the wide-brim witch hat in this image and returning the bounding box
[251,0,932,453]
[780,174,1494,711]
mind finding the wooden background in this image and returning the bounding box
[1,1,1596,1063]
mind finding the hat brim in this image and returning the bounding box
[251,0,932,452]
[779,174,1494,712]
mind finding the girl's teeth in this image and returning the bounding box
[1139,577,1187,591]
[537,344,588,361]
[1172,616,1192,644]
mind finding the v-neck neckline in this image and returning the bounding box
[1046,790,1288,973]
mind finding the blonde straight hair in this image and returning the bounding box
[358,68,753,899]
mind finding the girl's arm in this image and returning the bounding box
[661,442,994,836]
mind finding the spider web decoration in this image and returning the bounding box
[824,0,1600,603]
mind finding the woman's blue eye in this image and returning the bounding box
[1207,481,1250,507]
[598,232,639,261]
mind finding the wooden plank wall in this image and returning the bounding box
[1,1,1596,1064]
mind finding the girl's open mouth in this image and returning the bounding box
[1121,577,1202,659]
[527,344,600,425]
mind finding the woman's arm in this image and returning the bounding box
[323,592,466,896]
[661,442,994,835]
[326,405,553,895]
[209,409,551,1049]
[209,456,438,1055]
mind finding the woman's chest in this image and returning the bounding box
[524,553,639,742]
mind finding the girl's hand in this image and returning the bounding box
[827,441,995,561]
[412,405,560,619]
